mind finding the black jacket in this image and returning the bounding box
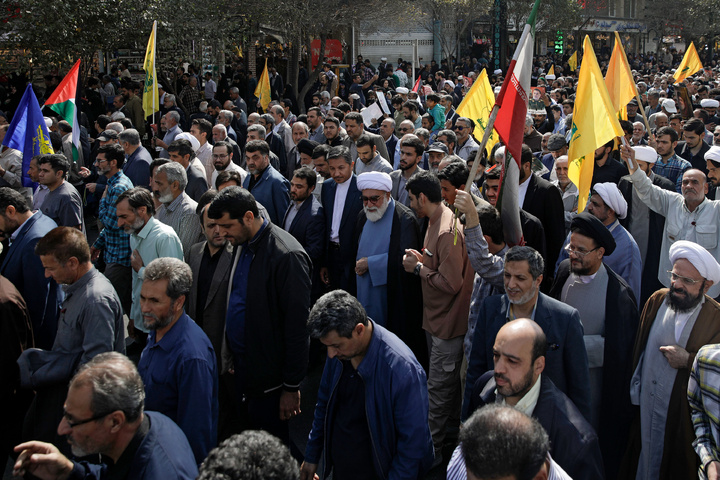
[470,372,605,480]
[229,222,311,396]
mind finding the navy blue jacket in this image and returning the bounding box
[68,412,198,480]
[123,145,152,188]
[462,292,591,421]
[0,211,62,350]
[320,175,363,292]
[282,195,325,262]
[305,321,434,479]
[243,165,291,225]
[469,372,604,480]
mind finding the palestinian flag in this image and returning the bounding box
[45,59,81,162]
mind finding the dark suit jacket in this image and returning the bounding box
[462,292,591,421]
[470,372,604,480]
[521,174,565,284]
[550,260,639,479]
[520,209,546,263]
[385,134,398,163]
[352,201,427,370]
[225,136,244,169]
[0,212,61,350]
[282,196,325,262]
[618,173,675,305]
[185,241,233,370]
[266,131,288,178]
[321,175,363,292]
[186,162,209,202]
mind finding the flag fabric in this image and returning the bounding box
[3,85,54,187]
[547,65,555,77]
[255,59,272,112]
[605,32,638,122]
[412,74,422,93]
[493,0,541,167]
[45,59,80,163]
[674,42,703,84]
[142,21,160,118]
[568,51,578,72]
[456,69,498,156]
[494,148,524,246]
[568,35,624,212]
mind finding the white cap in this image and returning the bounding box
[663,99,678,113]
[633,146,658,164]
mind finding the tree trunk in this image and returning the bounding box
[289,36,301,101]
[297,32,326,114]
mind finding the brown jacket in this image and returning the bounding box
[620,289,720,480]
[418,203,473,339]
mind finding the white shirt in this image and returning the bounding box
[211,161,247,189]
[518,174,531,207]
[331,179,351,243]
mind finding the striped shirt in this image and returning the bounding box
[93,170,133,266]
[688,344,720,473]
[155,192,203,254]
[447,446,572,480]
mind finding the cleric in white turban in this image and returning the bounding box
[592,182,628,219]
[669,240,720,286]
[357,172,392,193]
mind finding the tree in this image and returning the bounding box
[507,0,583,38]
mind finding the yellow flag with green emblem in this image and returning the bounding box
[142,21,159,118]
[255,59,272,112]
[673,42,703,84]
[568,36,624,212]
[455,69,498,156]
[568,51,577,72]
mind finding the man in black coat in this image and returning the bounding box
[518,145,565,287]
[618,146,676,305]
[549,212,638,479]
[467,318,604,480]
[352,171,426,369]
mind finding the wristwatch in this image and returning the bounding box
[413,263,422,276]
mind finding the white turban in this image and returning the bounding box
[705,146,720,164]
[669,240,720,283]
[176,132,200,152]
[44,117,53,129]
[592,182,628,219]
[357,172,392,192]
[701,98,720,108]
[633,146,658,164]
[396,87,409,95]
[494,69,503,76]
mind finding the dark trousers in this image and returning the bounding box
[103,263,132,316]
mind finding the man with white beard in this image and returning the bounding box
[352,172,426,367]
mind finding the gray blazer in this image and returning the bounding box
[390,166,424,207]
[185,240,233,370]
[348,131,390,164]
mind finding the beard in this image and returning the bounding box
[667,282,705,313]
[507,284,538,305]
[123,216,146,235]
[495,367,535,400]
[364,196,390,222]
[142,310,175,331]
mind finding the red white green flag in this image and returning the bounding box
[45,59,81,162]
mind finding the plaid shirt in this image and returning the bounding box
[93,170,133,266]
[179,85,202,114]
[689,344,720,475]
[652,153,691,193]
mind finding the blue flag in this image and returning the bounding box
[3,84,54,187]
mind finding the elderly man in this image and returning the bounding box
[622,241,720,480]
[286,122,310,179]
[241,139,291,225]
[454,117,480,162]
[353,172,424,363]
[621,144,720,299]
[301,291,434,480]
[153,162,203,253]
[137,257,218,465]
[632,122,648,146]
[18,227,124,450]
[456,320,603,480]
[154,111,182,159]
[549,213,639,478]
[555,182,642,301]
[619,146,676,305]
[13,353,199,480]
[211,124,242,167]
[552,155,578,233]
[118,129,152,188]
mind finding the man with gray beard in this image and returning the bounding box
[352,172,426,367]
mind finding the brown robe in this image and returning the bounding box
[620,289,720,480]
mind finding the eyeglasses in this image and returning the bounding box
[93,158,108,164]
[212,154,229,159]
[398,128,411,133]
[453,125,465,131]
[63,410,112,429]
[668,270,702,285]
[361,195,383,204]
[564,244,599,257]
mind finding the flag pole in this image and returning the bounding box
[152,21,157,131]
[613,32,653,135]
[464,104,500,191]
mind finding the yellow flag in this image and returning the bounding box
[455,69,498,156]
[548,65,555,77]
[568,51,577,72]
[568,36,624,212]
[674,42,703,84]
[255,59,272,112]
[605,32,638,121]
[142,21,159,118]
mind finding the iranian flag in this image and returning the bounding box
[493,0,540,165]
[45,59,81,162]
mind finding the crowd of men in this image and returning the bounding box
[6,48,720,480]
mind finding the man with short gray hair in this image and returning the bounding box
[137,257,218,466]
[154,162,203,253]
[216,109,237,142]
[153,111,182,159]
[118,128,151,188]
[13,352,200,480]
